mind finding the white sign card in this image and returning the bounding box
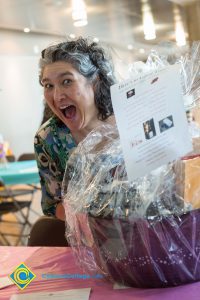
[111,64,192,181]
[10,287,91,300]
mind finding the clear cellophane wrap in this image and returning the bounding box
[63,42,200,288]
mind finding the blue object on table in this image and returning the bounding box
[0,160,40,185]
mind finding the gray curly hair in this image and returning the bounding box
[39,37,116,120]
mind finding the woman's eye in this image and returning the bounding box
[63,79,72,85]
[44,83,53,89]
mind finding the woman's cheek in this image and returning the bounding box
[44,91,52,104]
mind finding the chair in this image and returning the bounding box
[6,155,16,162]
[28,216,68,246]
[18,153,35,161]
[0,153,40,245]
[0,181,36,245]
[17,152,40,191]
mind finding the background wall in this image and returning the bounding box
[0,55,43,158]
[0,31,66,158]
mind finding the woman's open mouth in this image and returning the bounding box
[60,105,76,120]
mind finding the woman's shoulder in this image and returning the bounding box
[35,116,76,152]
[35,116,69,139]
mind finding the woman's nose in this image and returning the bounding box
[53,86,65,103]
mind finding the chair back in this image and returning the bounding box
[18,153,35,161]
[6,155,16,162]
[28,216,68,246]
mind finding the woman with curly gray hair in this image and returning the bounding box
[31,37,116,245]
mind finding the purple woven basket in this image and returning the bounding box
[88,208,200,288]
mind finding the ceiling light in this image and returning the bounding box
[23,27,30,33]
[141,0,156,40]
[71,0,88,27]
[175,22,186,46]
[173,5,186,46]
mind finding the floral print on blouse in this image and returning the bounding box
[34,116,77,216]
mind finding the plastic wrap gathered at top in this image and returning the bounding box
[63,42,200,288]
[179,42,200,110]
[128,42,200,111]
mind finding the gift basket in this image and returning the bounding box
[63,42,200,288]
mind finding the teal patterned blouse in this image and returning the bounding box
[34,116,77,216]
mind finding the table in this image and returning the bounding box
[0,160,40,185]
[1,246,200,300]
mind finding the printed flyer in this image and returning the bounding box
[111,64,192,181]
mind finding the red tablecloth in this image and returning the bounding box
[1,246,200,300]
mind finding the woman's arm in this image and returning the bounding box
[34,130,64,218]
[55,202,65,221]
[34,117,77,220]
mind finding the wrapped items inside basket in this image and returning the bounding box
[62,42,200,288]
